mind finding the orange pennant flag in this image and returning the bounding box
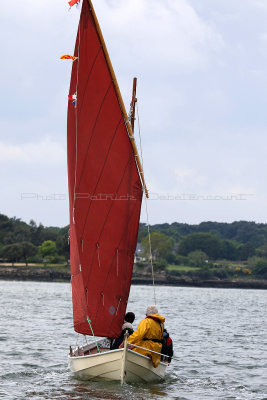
[68,0,80,6]
[60,55,78,61]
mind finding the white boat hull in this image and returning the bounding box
[69,343,167,383]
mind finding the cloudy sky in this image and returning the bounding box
[1,0,267,227]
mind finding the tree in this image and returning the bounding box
[254,259,267,279]
[38,240,57,260]
[221,239,239,260]
[1,243,23,266]
[56,233,70,263]
[238,242,255,261]
[141,232,173,261]
[188,250,208,267]
[20,241,37,266]
[31,222,45,246]
[43,227,60,242]
[255,242,267,258]
[178,233,221,259]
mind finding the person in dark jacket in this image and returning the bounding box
[110,312,135,350]
[161,328,173,363]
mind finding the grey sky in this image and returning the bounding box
[0,0,266,227]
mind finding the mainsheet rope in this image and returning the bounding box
[136,102,157,305]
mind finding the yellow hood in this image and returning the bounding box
[148,313,165,323]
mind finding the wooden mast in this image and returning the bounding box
[130,77,137,133]
[87,0,149,198]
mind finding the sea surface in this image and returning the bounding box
[0,281,266,400]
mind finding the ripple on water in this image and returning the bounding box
[1,282,267,400]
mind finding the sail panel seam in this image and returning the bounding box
[96,243,101,268]
[76,81,113,192]
[77,46,102,120]
[80,115,124,238]
[84,155,134,290]
[92,199,141,331]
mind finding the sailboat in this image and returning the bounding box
[67,0,168,383]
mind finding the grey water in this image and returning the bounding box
[0,281,266,400]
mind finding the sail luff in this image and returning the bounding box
[86,0,148,198]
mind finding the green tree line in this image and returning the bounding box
[0,214,69,265]
[139,231,267,279]
[1,213,267,279]
[138,220,267,248]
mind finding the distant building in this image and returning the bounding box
[134,243,147,263]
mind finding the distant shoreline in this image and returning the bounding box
[0,264,266,289]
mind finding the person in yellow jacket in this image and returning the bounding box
[126,305,165,368]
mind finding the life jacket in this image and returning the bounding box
[143,315,164,343]
[161,330,173,363]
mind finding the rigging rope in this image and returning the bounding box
[75,333,79,348]
[127,343,179,362]
[87,317,100,353]
[136,102,157,305]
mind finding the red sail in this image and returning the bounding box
[67,0,143,338]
